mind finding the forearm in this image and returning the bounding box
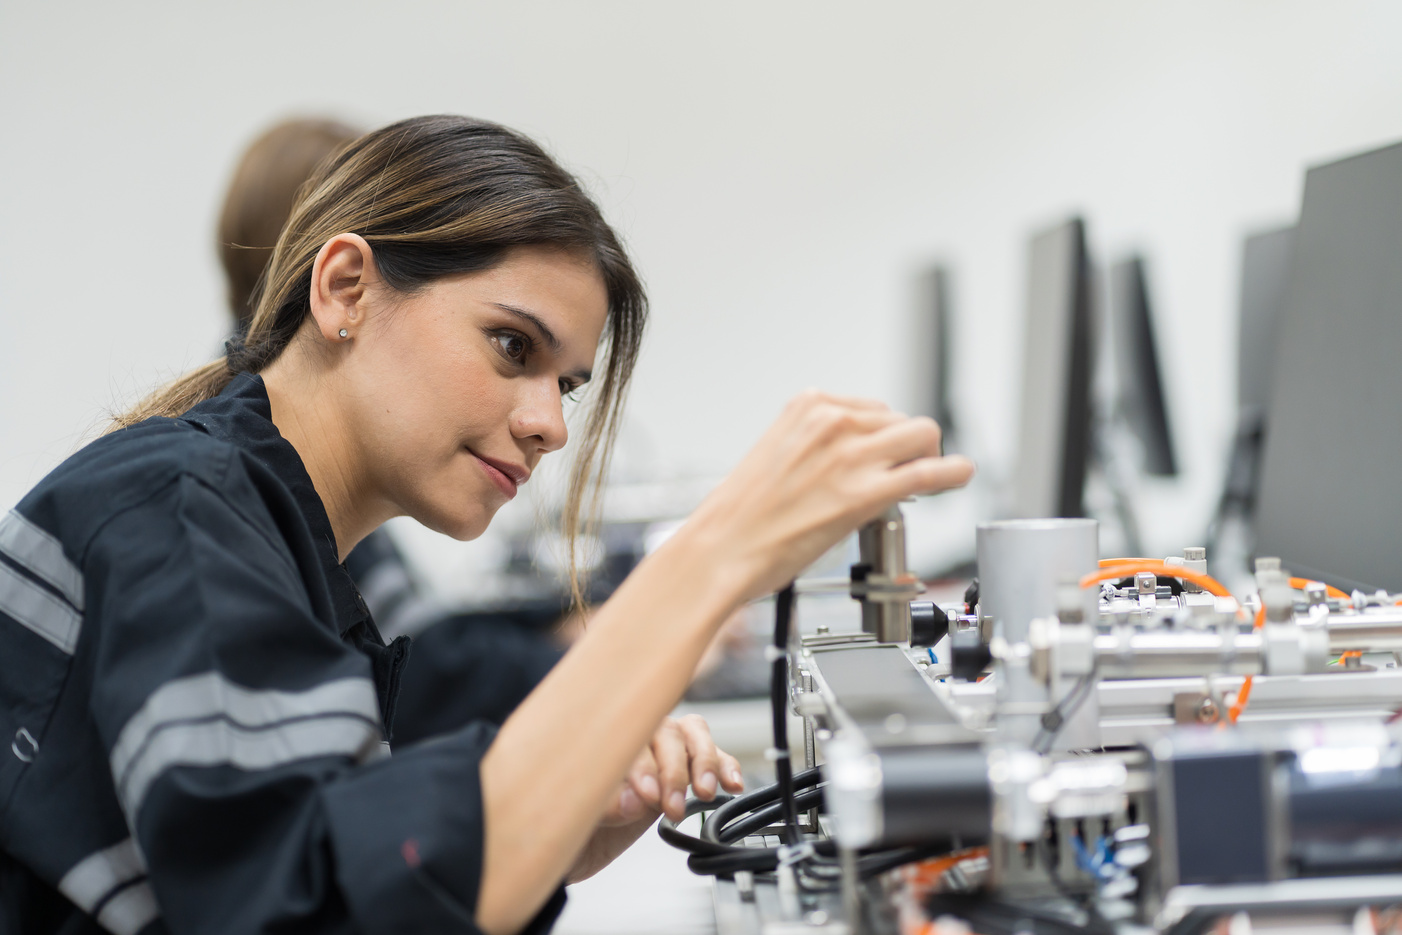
[477,523,747,933]
[566,814,660,885]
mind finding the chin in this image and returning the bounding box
[414,501,499,542]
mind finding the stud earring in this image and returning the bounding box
[338,329,348,339]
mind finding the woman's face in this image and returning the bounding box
[343,244,609,540]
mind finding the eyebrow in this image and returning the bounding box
[492,302,593,384]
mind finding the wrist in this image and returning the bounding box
[651,508,758,617]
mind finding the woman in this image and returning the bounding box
[214,115,570,745]
[0,115,973,935]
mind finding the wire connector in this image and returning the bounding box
[776,842,816,867]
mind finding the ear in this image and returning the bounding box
[308,233,379,343]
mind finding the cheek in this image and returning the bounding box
[360,322,498,446]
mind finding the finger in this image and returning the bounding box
[803,403,905,440]
[615,783,647,822]
[675,714,721,800]
[787,388,890,413]
[651,721,692,821]
[852,415,944,467]
[883,454,976,499]
[718,750,745,793]
[626,746,662,808]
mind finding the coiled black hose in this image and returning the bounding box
[699,765,823,845]
[658,583,946,883]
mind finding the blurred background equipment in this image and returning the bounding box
[1206,224,1298,580]
[1083,253,1180,558]
[911,264,958,451]
[1009,217,1095,521]
[1107,255,1177,479]
[1254,140,1402,593]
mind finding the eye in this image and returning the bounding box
[560,380,582,402]
[492,331,532,363]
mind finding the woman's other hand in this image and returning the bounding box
[677,390,974,601]
[568,714,743,883]
[609,714,743,824]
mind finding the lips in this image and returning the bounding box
[468,451,529,499]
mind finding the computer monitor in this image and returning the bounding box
[1238,225,1297,426]
[1207,226,1299,564]
[1108,256,1177,477]
[1254,140,1402,592]
[1010,218,1095,519]
[912,265,957,446]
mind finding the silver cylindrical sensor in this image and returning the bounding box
[977,518,1099,644]
[854,506,920,643]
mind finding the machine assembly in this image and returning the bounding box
[662,511,1402,935]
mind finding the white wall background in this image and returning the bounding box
[4,0,1402,561]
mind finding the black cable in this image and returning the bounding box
[700,766,823,844]
[922,894,1103,935]
[661,771,823,858]
[856,843,950,878]
[687,843,833,876]
[660,582,946,886]
[717,786,824,843]
[656,794,737,857]
[1032,664,1099,755]
[771,582,799,845]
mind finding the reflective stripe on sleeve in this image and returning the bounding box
[0,509,84,609]
[111,672,384,821]
[0,558,82,654]
[58,837,147,911]
[96,881,160,935]
[59,838,162,935]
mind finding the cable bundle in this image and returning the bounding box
[658,583,948,889]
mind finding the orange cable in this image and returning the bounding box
[1095,563,1357,725]
[1099,561,1350,601]
[1093,560,1249,725]
[1225,606,1265,724]
[903,846,990,890]
[1287,576,1350,601]
[1081,560,1233,599]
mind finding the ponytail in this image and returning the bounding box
[109,360,235,432]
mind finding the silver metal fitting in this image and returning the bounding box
[1181,547,1208,593]
[852,506,921,643]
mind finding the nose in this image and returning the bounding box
[510,377,569,454]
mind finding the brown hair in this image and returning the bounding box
[216,118,361,330]
[120,115,647,604]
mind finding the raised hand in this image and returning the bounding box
[681,390,974,600]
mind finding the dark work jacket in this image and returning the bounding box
[342,531,565,746]
[0,373,566,934]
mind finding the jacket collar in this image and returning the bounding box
[180,372,371,637]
